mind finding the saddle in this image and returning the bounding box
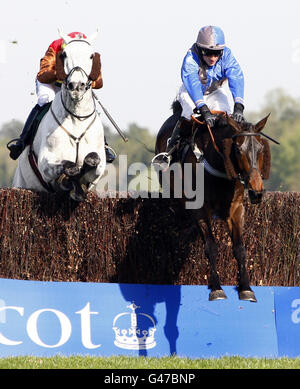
[175,125,203,166]
[174,110,226,162]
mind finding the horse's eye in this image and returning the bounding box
[61,51,67,59]
[90,54,94,59]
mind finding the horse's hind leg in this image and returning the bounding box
[227,202,257,302]
[197,217,227,301]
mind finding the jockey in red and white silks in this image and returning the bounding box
[7,31,112,161]
[36,31,103,106]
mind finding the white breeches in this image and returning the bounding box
[177,80,234,119]
[35,79,61,107]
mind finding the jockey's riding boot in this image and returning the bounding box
[7,104,42,160]
[104,137,116,163]
[166,117,188,153]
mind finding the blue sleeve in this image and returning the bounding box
[181,51,205,108]
[223,48,244,105]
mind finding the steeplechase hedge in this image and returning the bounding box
[0,189,299,286]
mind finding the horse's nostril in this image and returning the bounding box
[68,82,75,91]
[248,189,264,204]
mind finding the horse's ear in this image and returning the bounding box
[56,50,67,81]
[255,113,271,133]
[261,138,271,180]
[227,114,242,133]
[222,138,238,180]
[88,29,99,45]
[89,52,101,81]
[58,28,72,45]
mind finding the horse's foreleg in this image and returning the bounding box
[68,152,101,201]
[54,160,81,192]
[227,200,257,302]
[79,152,101,186]
[197,217,227,301]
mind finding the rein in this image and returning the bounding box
[191,114,221,154]
[60,93,95,120]
[190,112,245,183]
[50,106,97,164]
[28,142,55,193]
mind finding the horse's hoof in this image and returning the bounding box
[209,290,227,301]
[70,183,87,202]
[60,179,72,191]
[56,173,72,191]
[84,152,100,167]
[70,189,85,202]
[62,161,80,177]
[239,290,257,302]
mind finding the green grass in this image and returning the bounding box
[0,355,300,369]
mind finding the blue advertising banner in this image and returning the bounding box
[274,287,300,357]
[0,278,278,358]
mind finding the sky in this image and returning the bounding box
[1,0,300,134]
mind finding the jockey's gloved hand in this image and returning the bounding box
[194,105,217,127]
[232,103,245,123]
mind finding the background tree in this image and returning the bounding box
[246,88,300,191]
[0,120,21,187]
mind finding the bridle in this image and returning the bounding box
[231,131,264,188]
[51,40,98,162]
[60,40,96,119]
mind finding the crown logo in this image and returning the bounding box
[112,302,156,350]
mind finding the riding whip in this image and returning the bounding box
[92,92,128,142]
[260,132,280,145]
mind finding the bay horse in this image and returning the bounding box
[12,30,106,201]
[154,101,271,302]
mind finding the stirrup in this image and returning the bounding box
[151,152,171,172]
[6,138,23,149]
[105,145,117,163]
[7,138,25,160]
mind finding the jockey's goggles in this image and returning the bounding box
[201,48,223,57]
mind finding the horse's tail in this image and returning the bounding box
[171,100,182,116]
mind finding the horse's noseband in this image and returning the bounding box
[62,40,93,92]
[62,67,95,119]
[65,66,92,92]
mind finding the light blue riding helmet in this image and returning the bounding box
[196,25,226,50]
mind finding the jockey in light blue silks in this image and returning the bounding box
[165,25,245,153]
